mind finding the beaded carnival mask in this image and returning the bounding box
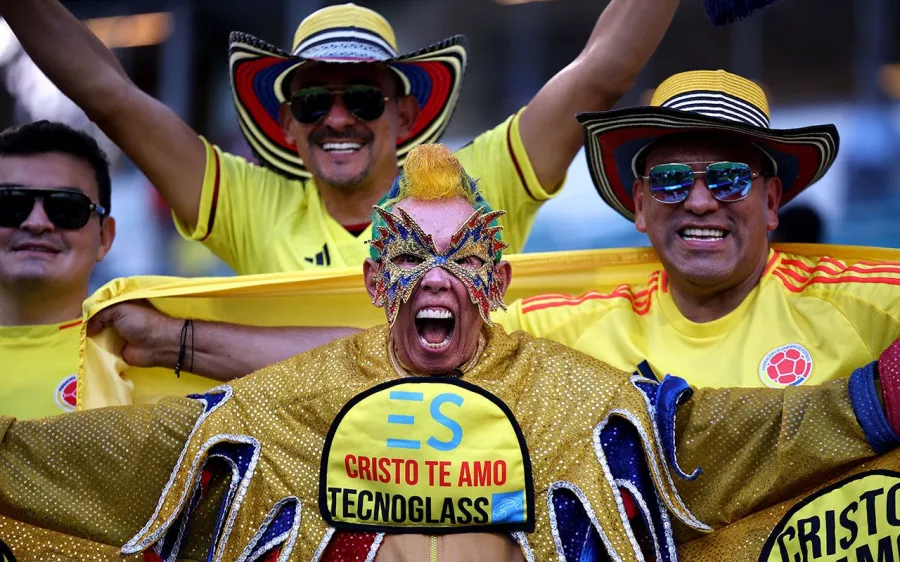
[368,205,508,325]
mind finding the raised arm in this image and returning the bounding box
[0,0,207,227]
[518,0,678,189]
[87,301,361,380]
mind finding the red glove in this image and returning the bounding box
[878,338,900,436]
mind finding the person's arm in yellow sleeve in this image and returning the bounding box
[518,0,679,191]
[90,291,616,381]
[668,362,896,530]
[88,301,361,380]
[0,398,203,547]
[456,0,678,253]
[173,142,300,274]
[0,0,207,229]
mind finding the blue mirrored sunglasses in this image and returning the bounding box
[640,161,761,204]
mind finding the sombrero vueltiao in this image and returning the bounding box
[577,70,840,221]
[229,3,467,179]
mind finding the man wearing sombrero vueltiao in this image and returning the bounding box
[490,70,900,558]
[0,0,677,273]
[499,69,900,391]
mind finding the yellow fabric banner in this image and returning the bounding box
[78,244,900,410]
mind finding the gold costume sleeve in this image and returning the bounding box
[0,397,202,549]
[674,377,878,533]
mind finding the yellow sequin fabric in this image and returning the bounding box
[0,515,142,561]
[121,324,709,561]
[679,448,900,560]
[0,399,206,559]
[0,326,886,560]
[675,381,876,534]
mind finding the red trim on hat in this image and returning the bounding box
[597,126,671,215]
[751,137,821,200]
[597,126,829,214]
[234,57,294,150]
[236,57,453,153]
[402,61,452,143]
[58,319,83,330]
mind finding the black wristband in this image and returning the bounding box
[174,319,193,378]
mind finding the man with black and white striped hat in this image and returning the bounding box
[496,70,898,393]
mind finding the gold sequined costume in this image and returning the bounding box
[0,325,890,561]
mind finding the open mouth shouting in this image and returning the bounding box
[415,307,456,351]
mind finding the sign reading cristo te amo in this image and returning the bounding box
[759,471,900,562]
[319,378,534,533]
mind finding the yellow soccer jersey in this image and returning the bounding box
[175,109,556,275]
[495,250,900,388]
[0,319,81,419]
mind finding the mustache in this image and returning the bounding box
[309,127,374,145]
[8,233,65,251]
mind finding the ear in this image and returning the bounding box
[494,260,513,301]
[394,95,419,141]
[765,177,783,232]
[96,216,116,262]
[363,258,382,305]
[279,103,297,147]
[632,180,648,233]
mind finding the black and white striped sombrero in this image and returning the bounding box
[577,70,840,221]
[229,3,467,180]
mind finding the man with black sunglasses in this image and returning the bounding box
[498,69,900,392]
[0,0,677,274]
[0,120,115,419]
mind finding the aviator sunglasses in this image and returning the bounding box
[290,85,390,124]
[641,162,763,204]
[0,188,109,230]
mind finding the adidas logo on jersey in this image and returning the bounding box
[304,244,332,267]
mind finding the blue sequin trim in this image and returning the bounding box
[656,375,701,481]
[849,361,900,454]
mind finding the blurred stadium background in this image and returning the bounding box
[0,0,897,288]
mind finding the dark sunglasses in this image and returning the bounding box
[0,188,108,230]
[289,85,390,124]
[641,162,762,204]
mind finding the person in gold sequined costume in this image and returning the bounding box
[0,144,898,562]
